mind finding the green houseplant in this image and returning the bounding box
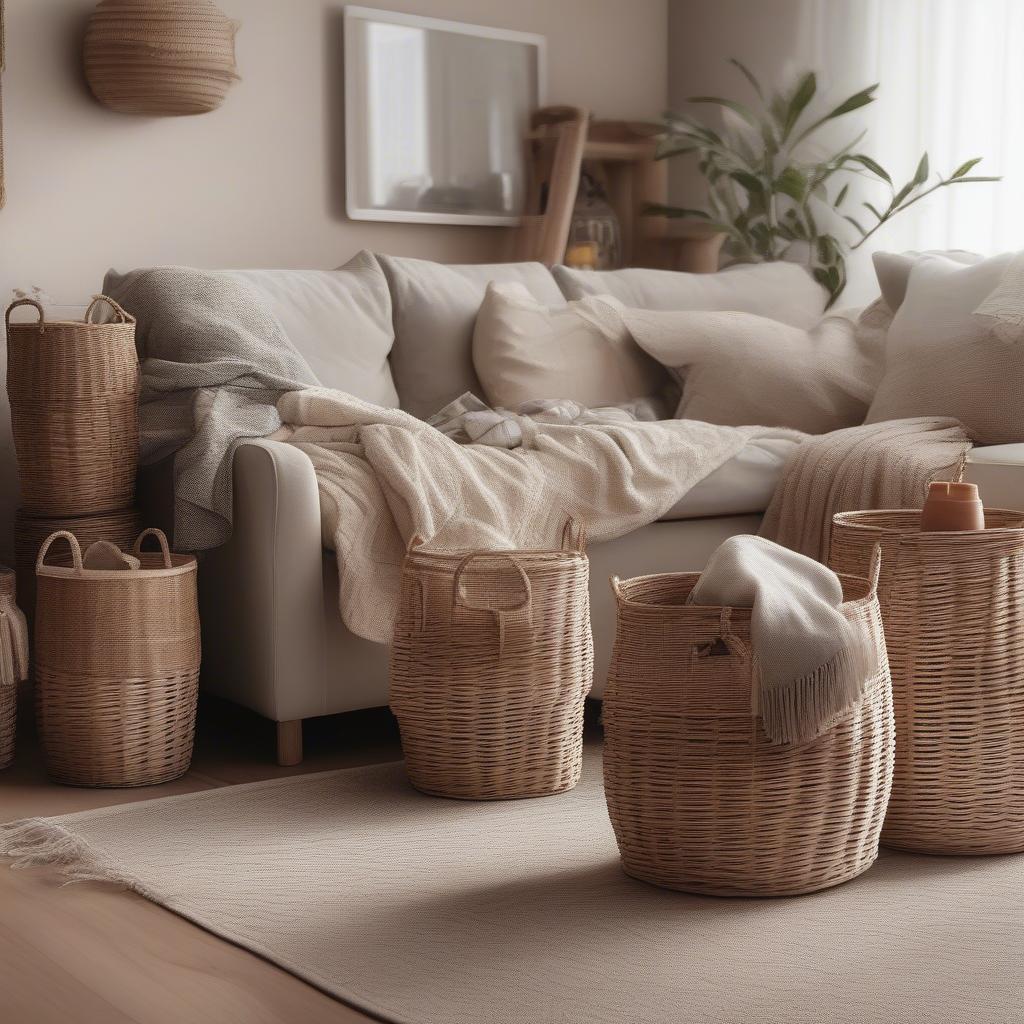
[653,60,1000,303]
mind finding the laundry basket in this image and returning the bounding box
[830,508,1024,855]
[390,522,593,800]
[602,550,894,897]
[34,529,200,787]
[5,295,139,515]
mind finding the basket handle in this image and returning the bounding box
[84,294,135,325]
[451,552,533,658]
[132,528,173,568]
[561,517,587,554]
[5,298,44,331]
[867,542,883,597]
[36,531,83,572]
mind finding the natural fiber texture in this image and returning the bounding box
[0,567,27,770]
[13,506,143,622]
[688,535,874,744]
[34,528,200,787]
[829,508,1024,855]
[603,567,893,896]
[277,387,787,642]
[390,524,592,799]
[760,416,972,560]
[5,296,139,516]
[5,753,1021,1024]
[83,0,240,116]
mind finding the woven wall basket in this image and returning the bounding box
[13,506,143,623]
[602,555,894,897]
[34,529,200,788]
[5,296,139,517]
[83,0,240,116]
[390,523,593,800]
[0,567,29,771]
[830,508,1024,855]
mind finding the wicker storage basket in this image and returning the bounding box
[6,296,139,516]
[390,523,593,800]
[14,506,143,622]
[829,508,1024,855]
[0,567,29,771]
[35,528,200,788]
[84,0,240,116]
[602,552,894,897]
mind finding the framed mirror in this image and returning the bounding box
[343,6,546,225]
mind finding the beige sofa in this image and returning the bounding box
[133,254,1024,764]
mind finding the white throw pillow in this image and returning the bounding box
[866,252,1024,443]
[552,261,827,329]
[872,249,982,313]
[472,283,667,409]
[622,307,882,434]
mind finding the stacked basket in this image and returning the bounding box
[5,296,141,621]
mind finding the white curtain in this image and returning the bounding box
[800,0,1024,301]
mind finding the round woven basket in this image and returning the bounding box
[34,529,200,788]
[602,555,894,897]
[0,567,29,771]
[84,0,240,116]
[390,523,593,800]
[6,296,139,516]
[14,506,143,623]
[829,507,1024,855]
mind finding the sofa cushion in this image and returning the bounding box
[472,282,666,409]
[623,306,881,434]
[378,255,566,419]
[964,444,1024,511]
[105,251,399,407]
[872,249,982,312]
[866,253,1024,443]
[552,261,827,329]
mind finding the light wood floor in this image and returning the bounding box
[0,689,403,1024]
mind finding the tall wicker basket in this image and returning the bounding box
[830,508,1024,855]
[390,523,593,800]
[602,553,894,897]
[34,529,200,788]
[5,295,139,516]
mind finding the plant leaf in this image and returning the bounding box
[847,154,891,183]
[783,71,817,139]
[687,95,758,126]
[728,58,764,100]
[913,152,929,186]
[953,175,1002,182]
[951,157,983,179]
[843,214,866,235]
[835,183,849,207]
[774,166,807,202]
[863,201,885,221]
[642,203,711,220]
[824,84,879,121]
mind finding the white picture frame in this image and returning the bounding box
[343,6,547,226]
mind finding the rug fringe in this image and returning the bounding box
[0,817,136,888]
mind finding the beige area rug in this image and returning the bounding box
[2,751,1022,1024]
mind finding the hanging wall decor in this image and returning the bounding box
[83,0,240,116]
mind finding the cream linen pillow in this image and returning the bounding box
[866,252,1024,443]
[872,249,982,312]
[472,282,667,409]
[623,307,881,434]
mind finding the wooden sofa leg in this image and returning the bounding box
[276,720,303,766]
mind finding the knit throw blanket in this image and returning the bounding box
[690,535,872,744]
[274,388,792,643]
[759,417,973,561]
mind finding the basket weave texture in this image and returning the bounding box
[14,506,143,622]
[390,525,593,800]
[6,296,139,516]
[829,508,1024,855]
[0,567,28,770]
[34,529,200,788]
[84,0,240,116]
[602,559,894,897]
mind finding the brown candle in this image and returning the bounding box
[920,481,985,532]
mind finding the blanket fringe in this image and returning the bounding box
[756,642,872,746]
[0,818,137,889]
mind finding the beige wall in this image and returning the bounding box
[0,0,667,561]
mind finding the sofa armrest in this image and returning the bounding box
[198,439,328,722]
[964,444,1024,511]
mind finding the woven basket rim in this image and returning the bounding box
[37,556,197,581]
[832,507,1024,538]
[406,547,587,567]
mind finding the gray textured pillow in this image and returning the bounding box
[377,255,565,419]
[623,306,881,434]
[552,261,827,329]
[866,253,1024,443]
